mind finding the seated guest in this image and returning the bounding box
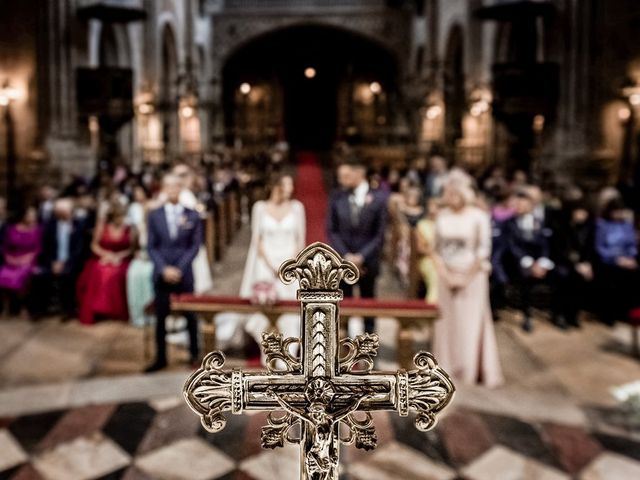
[488,184,515,316]
[415,198,439,304]
[0,206,42,316]
[36,198,87,318]
[145,174,202,372]
[594,198,639,324]
[393,186,425,286]
[551,198,595,327]
[77,203,135,325]
[503,189,555,332]
[126,185,156,328]
[37,186,57,224]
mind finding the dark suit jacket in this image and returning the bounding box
[326,187,387,276]
[503,215,553,279]
[550,214,595,276]
[147,205,202,289]
[40,218,87,275]
[490,217,510,285]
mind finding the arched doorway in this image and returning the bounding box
[222,25,399,151]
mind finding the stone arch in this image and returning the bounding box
[156,11,185,75]
[220,23,400,149]
[213,14,408,77]
[98,23,131,68]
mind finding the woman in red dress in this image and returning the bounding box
[78,203,136,325]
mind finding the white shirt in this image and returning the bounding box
[56,221,72,262]
[351,181,370,208]
[164,202,184,239]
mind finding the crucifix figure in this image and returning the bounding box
[184,242,455,480]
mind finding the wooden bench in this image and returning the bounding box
[171,294,439,368]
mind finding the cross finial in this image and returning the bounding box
[184,242,454,480]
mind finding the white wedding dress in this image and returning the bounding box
[217,199,306,348]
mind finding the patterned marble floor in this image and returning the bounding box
[1,395,640,480]
[2,226,640,479]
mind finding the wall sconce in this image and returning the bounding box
[622,81,640,108]
[425,104,442,120]
[618,106,632,123]
[239,82,251,95]
[469,87,492,117]
[135,91,155,116]
[0,82,20,107]
[533,114,545,132]
[179,93,198,119]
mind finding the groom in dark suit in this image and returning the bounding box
[145,174,202,372]
[327,158,387,333]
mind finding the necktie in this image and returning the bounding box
[169,205,178,240]
[349,194,361,225]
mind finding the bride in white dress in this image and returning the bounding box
[239,173,306,344]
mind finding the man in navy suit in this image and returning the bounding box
[36,198,88,318]
[504,189,557,332]
[145,174,202,372]
[327,158,387,333]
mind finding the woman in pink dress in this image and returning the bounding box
[432,171,504,387]
[77,203,136,325]
[0,206,42,315]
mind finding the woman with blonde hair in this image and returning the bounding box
[432,171,503,387]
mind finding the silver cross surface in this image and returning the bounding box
[183,242,455,480]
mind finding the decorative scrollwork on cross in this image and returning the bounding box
[183,352,233,432]
[261,411,300,449]
[183,242,455,480]
[408,352,455,431]
[341,411,378,450]
[339,333,379,373]
[279,242,359,290]
[261,332,302,373]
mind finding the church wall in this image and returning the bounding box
[0,0,41,179]
[1,0,635,185]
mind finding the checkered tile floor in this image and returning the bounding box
[1,398,640,480]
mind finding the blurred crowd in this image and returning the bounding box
[0,144,639,379]
[381,154,640,332]
[0,146,287,326]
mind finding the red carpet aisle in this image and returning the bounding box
[295,152,328,244]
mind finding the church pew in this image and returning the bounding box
[171,294,439,368]
[204,213,216,265]
[214,198,227,259]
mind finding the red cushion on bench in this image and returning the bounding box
[341,297,437,311]
[172,294,436,311]
[629,308,640,325]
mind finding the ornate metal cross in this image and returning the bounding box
[184,242,455,480]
